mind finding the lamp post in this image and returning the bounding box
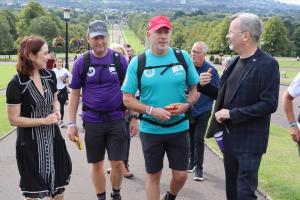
[63,8,70,70]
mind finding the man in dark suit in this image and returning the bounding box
[198,13,280,200]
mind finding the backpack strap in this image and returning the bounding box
[81,51,124,87]
[80,51,91,88]
[138,113,188,127]
[112,51,124,85]
[172,48,188,85]
[137,49,188,91]
[137,52,146,91]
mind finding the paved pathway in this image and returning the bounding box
[0,126,227,200]
[111,23,126,45]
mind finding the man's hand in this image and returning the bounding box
[129,118,139,137]
[199,68,212,86]
[150,107,171,121]
[67,126,79,142]
[215,109,230,123]
[289,125,300,142]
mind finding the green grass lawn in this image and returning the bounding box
[206,124,300,200]
[122,25,144,54]
[276,58,300,68]
[0,95,14,138]
[214,60,298,85]
[280,70,298,85]
[0,63,16,89]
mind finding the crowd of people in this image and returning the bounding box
[5,12,298,200]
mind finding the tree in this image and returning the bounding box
[291,26,300,56]
[27,15,60,44]
[172,11,185,20]
[0,10,17,40]
[0,10,17,57]
[0,16,14,55]
[16,1,47,39]
[261,16,290,56]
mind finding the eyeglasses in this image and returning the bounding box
[191,50,205,55]
[227,30,245,36]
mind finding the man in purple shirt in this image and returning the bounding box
[67,20,129,200]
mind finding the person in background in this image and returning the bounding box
[124,44,135,62]
[6,35,71,200]
[282,72,300,143]
[53,57,71,128]
[110,43,134,178]
[188,41,220,181]
[46,51,56,70]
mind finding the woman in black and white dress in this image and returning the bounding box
[6,35,72,200]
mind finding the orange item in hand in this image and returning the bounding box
[164,105,178,111]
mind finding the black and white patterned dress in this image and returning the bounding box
[6,69,72,199]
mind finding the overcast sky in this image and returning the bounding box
[277,0,300,5]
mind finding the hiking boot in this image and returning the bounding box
[161,193,167,200]
[193,168,204,181]
[110,193,121,200]
[161,191,176,200]
[187,162,195,173]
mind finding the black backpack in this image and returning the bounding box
[137,48,188,91]
[136,48,189,127]
[80,51,124,87]
[80,51,126,116]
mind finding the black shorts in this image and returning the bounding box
[140,131,189,174]
[84,119,127,163]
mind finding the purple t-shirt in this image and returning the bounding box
[69,49,128,123]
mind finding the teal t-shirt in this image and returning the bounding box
[121,48,199,134]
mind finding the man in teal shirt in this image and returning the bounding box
[122,16,199,200]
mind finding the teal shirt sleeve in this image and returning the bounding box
[121,56,138,94]
[182,50,199,86]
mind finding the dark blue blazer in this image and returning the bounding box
[200,49,280,153]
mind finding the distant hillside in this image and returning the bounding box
[2,0,300,14]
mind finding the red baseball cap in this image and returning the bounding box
[148,16,173,31]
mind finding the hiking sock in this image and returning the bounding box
[97,192,106,200]
[111,188,121,198]
[166,191,177,200]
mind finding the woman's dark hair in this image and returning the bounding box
[17,35,46,76]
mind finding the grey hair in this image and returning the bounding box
[193,41,209,53]
[231,13,263,43]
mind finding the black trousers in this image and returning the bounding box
[223,150,263,200]
[57,87,68,120]
[189,111,211,170]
